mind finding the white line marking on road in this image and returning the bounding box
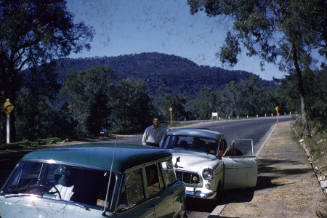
[256,124,276,156]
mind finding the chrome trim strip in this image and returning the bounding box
[185,190,216,199]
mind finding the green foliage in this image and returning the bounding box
[62,65,113,136]
[303,68,327,123]
[276,67,327,126]
[14,62,62,141]
[0,137,61,150]
[155,92,187,121]
[0,0,93,141]
[110,78,153,133]
[184,77,281,120]
[86,91,110,136]
[54,53,259,97]
[188,0,327,134]
[186,87,217,120]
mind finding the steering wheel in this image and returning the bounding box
[26,183,62,200]
[48,184,62,200]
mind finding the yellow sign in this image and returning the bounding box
[169,107,172,112]
[3,99,14,115]
[275,106,279,128]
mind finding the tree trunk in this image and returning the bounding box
[292,46,310,137]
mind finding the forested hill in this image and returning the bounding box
[56,52,273,96]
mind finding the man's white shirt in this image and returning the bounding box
[142,125,167,145]
[50,184,74,200]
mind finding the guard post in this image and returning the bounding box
[275,106,279,128]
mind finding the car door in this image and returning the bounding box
[222,139,257,190]
[144,163,175,218]
[115,168,155,218]
[158,160,185,218]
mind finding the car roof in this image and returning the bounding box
[167,128,223,139]
[22,144,171,172]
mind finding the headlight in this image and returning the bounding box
[202,168,213,180]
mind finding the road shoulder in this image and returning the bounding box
[219,121,325,217]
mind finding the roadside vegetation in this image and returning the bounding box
[0,137,62,150]
[0,0,326,147]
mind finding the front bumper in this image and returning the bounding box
[185,187,216,199]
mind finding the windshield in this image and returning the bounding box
[1,161,116,211]
[161,135,218,155]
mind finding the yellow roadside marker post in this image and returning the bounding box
[169,107,173,125]
[275,106,279,128]
[3,99,15,144]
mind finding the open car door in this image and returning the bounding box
[222,139,257,190]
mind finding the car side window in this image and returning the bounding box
[160,160,177,186]
[119,168,145,209]
[145,164,164,197]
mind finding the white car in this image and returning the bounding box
[160,128,257,202]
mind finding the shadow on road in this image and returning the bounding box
[208,216,240,218]
[217,157,312,206]
[186,198,217,212]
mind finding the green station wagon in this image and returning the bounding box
[0,144,186,218]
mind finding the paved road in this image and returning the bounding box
[109,117,291,151]
[195,117,291,154]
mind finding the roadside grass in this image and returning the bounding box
[294,119,327,162]
[0,137,62,150]
[292,119,327,217]
[167,121,199,128]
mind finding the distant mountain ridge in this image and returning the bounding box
[55,52,273,96]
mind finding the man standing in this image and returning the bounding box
[142,117,167,147]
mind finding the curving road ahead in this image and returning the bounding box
[111,116,291,151]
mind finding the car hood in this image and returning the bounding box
[169,148,217,173]
[0,195,110,218]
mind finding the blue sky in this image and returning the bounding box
[67,0,285,81]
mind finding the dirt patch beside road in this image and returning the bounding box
[219,121,326,217]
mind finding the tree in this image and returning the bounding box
[0,0,93,140]
[187,87,217,120]
[216,78,277,118]
[155,93,187,121]
[86,90,111,136]
[188,0,327,136]
[218,80,241,117]
[110,78,153,133]
[61,66,113,136]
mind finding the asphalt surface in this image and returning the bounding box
[194,117,291,153]
[112,117,291,151]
